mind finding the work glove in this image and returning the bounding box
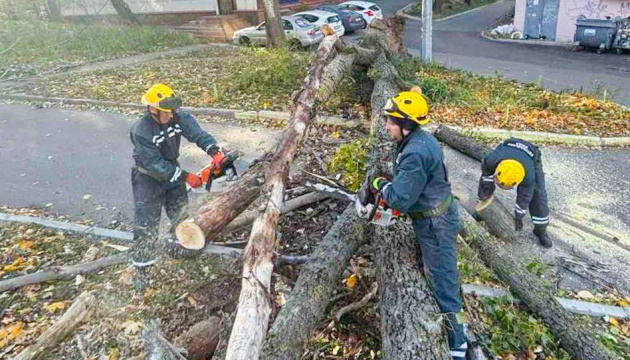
[371,176,389,193]
[186,173,203,188]
[514,215,524,232]
[210,151,228,177]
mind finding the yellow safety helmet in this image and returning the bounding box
[382,86,430,127]
[495,159,525,189]
[141,83,182,113]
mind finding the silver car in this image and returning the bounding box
[233,16,324,48]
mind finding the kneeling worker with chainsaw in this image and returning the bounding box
[477,138,551,248]
[130,84,234,291]
[365,87,468,360]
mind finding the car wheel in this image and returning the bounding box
[239,36,251,46]
[288,38,303,51]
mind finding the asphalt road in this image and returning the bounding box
[0,103,280,226]
[364,0,630,105]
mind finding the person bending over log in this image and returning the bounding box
[477,138,552,248]
[367,87,469,360]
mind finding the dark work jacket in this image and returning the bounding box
[478,138,540,217]
[130,110,217,184]
[380,129,452,213]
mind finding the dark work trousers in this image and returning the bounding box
[530,157,550,230]
[412,201,466,349]
[131,168,188,267]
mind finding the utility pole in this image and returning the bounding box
[421,0,433,62]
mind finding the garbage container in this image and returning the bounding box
[574,15,618,53]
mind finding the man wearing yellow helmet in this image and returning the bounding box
[370,87,468,360]
[130,84,226,291]
[478,138,551,248]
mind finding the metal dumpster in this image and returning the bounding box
[574,15,618,53]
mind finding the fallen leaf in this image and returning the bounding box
[82,194,92,200]
[121,320,143,335]
[609,317,619,326]
[187,295,197,307]
[577,290,595,301]
[0,322,24,349]
[332,344,341,355]
[345,273,358,290]
[83,245,99,261]
[18,241,34,250]
[44,301,67,312]
[108,347,120,360]
[616,298,630,308]
[103,242,130,252]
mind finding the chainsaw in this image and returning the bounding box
[189,150,240,193]
[304,180,401,227]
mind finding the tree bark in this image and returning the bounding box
[433,125,490,161]
[46,0,61,21]
[176,159,269,250]
[260,205,368,359]
[109,0,141,25]
[14,291,97,360]
[368,52,451,360]
[457,203,617,360]
[474,195,518,242]
[175,317,222,360]
[261,0,284,48]
[224,34,341,360]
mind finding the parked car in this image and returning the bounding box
[338,1,383,24]
[294,10,346,37]
[232,16,323,48]
[315,4,366,33]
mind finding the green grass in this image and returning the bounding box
[0,20,199,79]
[391,56,630,136]
[407,0,498,19]
[12,46,312,112]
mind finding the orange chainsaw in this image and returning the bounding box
[190,150,240,192]
[304,180,401,227]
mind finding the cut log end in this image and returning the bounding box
[175,221,206,250]
[475,195,495,213]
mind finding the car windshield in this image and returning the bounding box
[294,18,311,28]
[327,16,340,23]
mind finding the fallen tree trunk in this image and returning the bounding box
[457,203,617,360]
[14,291,97,360]
[474,195,516,242]
[0,253,128,293]
[176,158,269,250]
[225,34,342,360]
[368,52,450,359]
[433,125,489,161]
[175,317,222,360]
[260,205,368,359]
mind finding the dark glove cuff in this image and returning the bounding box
[206,145,219,156]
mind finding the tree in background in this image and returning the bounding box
[46,0,61,21]
[262,0,284,47]
[109,0,141,25]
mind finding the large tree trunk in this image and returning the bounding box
[367,53,451,360]
[14,291,97,360]
[261,0,284,48]
[433,125,489,161]
[224,34,341,360]
[46,0,61,21]
[176,159,269,250]
[457,203,617,360]
[109,0,141,25]
[260,205,368,359]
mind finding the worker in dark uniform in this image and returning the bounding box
[130,84,226,291]
[368,87,468,360]
[477,138,552,248]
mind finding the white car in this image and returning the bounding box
[338,1,383,24]
[232,16,323,48]
[294,10,345,37]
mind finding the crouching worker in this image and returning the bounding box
[477,138,551,248]
[367,87,468,359]
[130,83,228,291]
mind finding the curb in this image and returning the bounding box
[0,93,360,128]
[397,1,504,23]
[443,125,630,147]
[480,32,574,47]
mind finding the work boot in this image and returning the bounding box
[534,227,552,248]
[133,265,153,292]
[167,240,202,259]
[450,341,469,360]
